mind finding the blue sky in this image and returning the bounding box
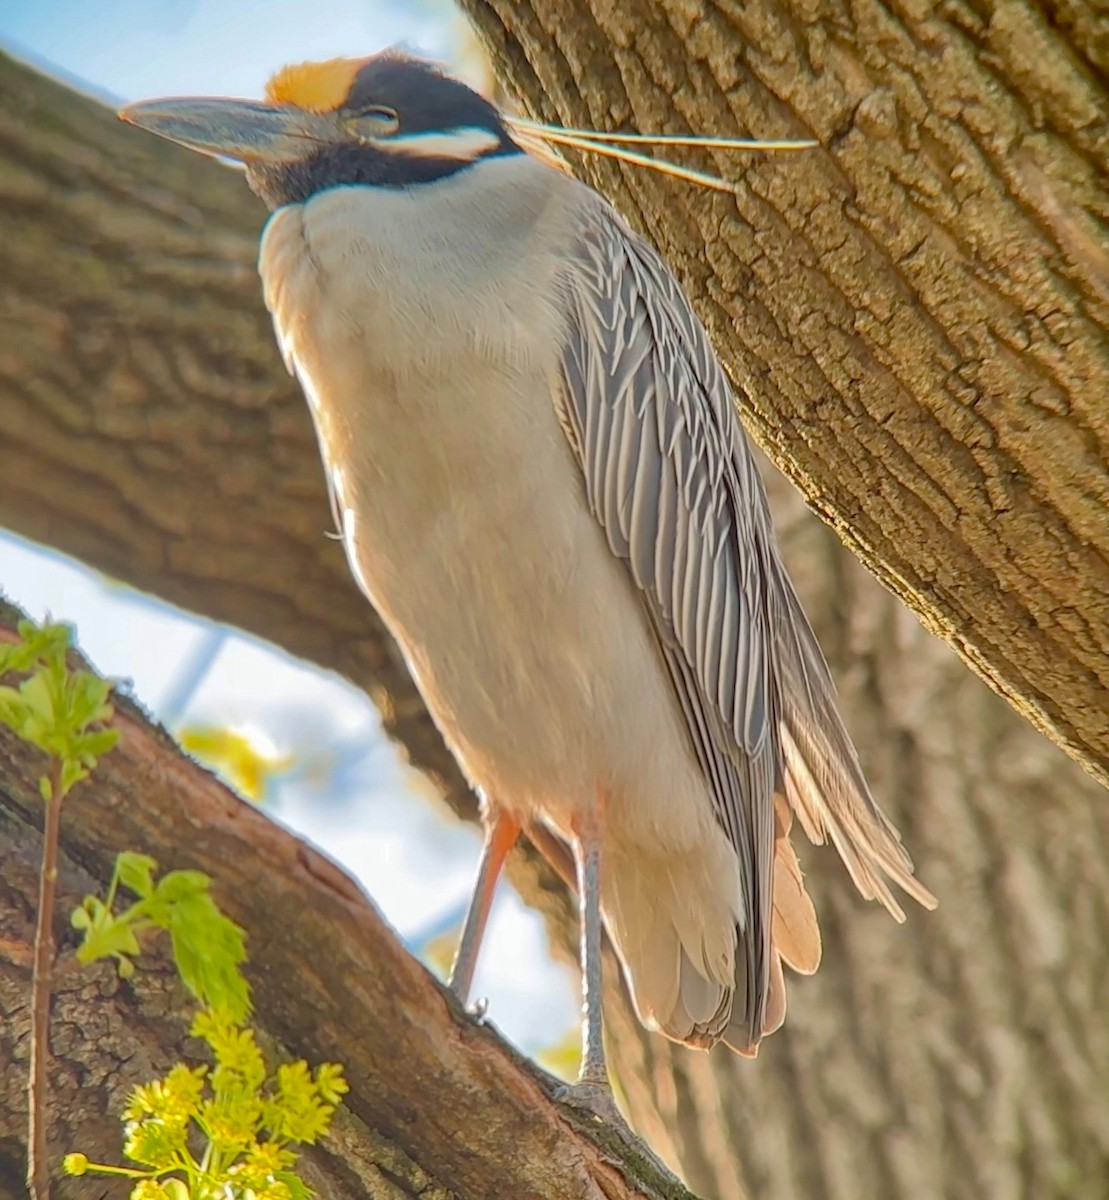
[2,0,458,102]
[0,0,579,1058]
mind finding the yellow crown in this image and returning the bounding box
[265,58,366,113]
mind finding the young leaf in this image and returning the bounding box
[118,853,158,900]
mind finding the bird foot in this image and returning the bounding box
[554,1078,625,1126]
[446,979,490,1024]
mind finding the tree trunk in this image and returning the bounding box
[0,604,694,1200]
[459,0,1109,787]
[1,32,1107,1200]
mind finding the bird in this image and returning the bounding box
[120,49,935,1112]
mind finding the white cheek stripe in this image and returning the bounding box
[377,126,504,161]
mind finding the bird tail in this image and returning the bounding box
[723,794,821,1054]
[772,568,937,919]
[598,793,823,1056]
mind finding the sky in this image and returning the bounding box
[2,0,459,103]
[0,0,579,1059]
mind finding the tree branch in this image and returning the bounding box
[0,603,697,1200]
[27,755,62,1200]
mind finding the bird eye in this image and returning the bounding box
[344,106,400,141]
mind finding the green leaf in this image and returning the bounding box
[0,617,118,799]
[166,887,251,1023]
[153,871,212,903]
[60,758,88,795]
[68,672,113,727]
[313,1063,348,1105]
[20,670,54,724]
[118,853,158,900]
[74,912,144,968]
[72,891,147,970]
[133,871,252,1022]
[79,727,120,759]
[73,895,108,926]
[277,1171,313,1200]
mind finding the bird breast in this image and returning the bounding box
[257,156,718,851]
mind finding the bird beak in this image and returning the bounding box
[119,97,336,164]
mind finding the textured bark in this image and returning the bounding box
[0,606,695,1200]
[1,28,1108,1200]
[458,0,1109,787]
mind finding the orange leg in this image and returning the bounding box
[448,809,521,1003]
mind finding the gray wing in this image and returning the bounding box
[555,202,934,1045]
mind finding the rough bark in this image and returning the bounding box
[458,0,1109,787]
[1,29,1108,1200]
[0,605,695,1200]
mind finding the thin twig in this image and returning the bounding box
[28,757,63,1200]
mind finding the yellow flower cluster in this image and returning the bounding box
[63,1006,347,1200]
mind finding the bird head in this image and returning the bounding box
[119,51,522,209]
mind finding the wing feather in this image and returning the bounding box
[554,200,933,1047]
